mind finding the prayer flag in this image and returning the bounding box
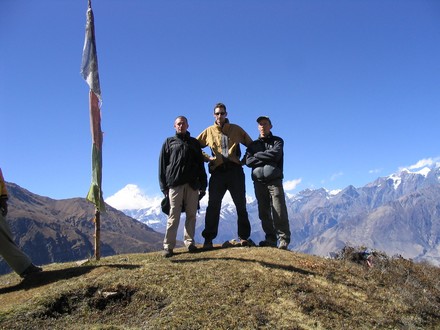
[81,0,104,212]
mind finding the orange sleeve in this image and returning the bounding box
[0,168,8,198]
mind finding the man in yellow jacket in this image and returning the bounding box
[197,103,253,249]
[0,168,42,278]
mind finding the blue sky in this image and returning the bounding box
[1,0,440,201]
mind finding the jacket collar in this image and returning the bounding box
[214,118,230,133]
[176,131,191,140]
[259,132,273,141]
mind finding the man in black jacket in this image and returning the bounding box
[159,116,207,257]
[244,116,291,250]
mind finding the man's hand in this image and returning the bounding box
[0,198,8,216]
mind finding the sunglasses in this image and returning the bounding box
[214,112,226,116]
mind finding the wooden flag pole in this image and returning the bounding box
[82,0,103,262]
[94,209,101,260]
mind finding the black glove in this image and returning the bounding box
[0,198,8,216]
[198,191,206,201]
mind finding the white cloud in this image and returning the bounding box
[408,158,437,170]
[284,178,302,191]
[398,157,440,173]
[330,171,343,181]
[369,168,382,174]
[320,172,343,187]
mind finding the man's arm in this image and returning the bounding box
[254,138,283,163]
[244,144,264,168]
[158,140,169,195]
[196,129,215,162]
[242,130,253,147]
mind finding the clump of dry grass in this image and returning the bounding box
[0,245,439,329]
[331,245,440,328]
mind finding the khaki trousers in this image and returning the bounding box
[164,183,199,250]
[0,213,32,275]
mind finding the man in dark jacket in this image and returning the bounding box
[159,116,207,257]
[244,116,291,250]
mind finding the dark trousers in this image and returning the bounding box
[202,165,251,242]
[254,179,291,243]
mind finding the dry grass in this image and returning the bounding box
[0,245,439,329]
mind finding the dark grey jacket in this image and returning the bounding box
[244,133,284,183]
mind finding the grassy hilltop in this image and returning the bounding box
[0,246,439,329]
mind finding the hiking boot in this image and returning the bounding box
[222,240,235,248]
[222,238,255,248]
[162,248,173,258]
[278,240,289,250]
[239,239,249,247]
[203,241,213,250]
[188,244,198,253]
[20,264,42,278]
[246,238,257,247]
[259,240,277,248]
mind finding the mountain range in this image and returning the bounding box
[2,163,439,275]
[109,165,440,266]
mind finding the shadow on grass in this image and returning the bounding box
[171,255,315,276]
[0,264,140,294]
[170,243,249,256]
[165,245,222,257]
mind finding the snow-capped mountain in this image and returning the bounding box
[105,184,166,232]
[106,163,440,266]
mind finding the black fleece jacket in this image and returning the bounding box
[159,131,207,193]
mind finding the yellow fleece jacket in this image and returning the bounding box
[196,121,253,171]
[0,168,8,199]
